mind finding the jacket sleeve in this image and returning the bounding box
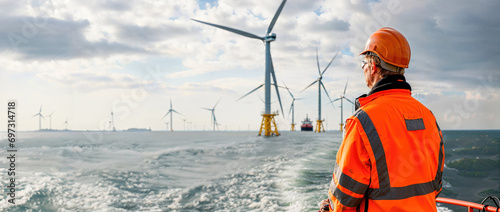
[328,117,371,211]
[435,124,445,197]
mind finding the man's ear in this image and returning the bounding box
[371,61,378,75]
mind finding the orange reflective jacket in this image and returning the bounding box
[328,76,444,211]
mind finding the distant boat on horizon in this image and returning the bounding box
[301,114,313,131]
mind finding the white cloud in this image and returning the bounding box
[1,0,499,130]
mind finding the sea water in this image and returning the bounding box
[1,130,498,211]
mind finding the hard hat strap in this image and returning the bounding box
[365,52,405,74]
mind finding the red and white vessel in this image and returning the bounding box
[301,114,313,131]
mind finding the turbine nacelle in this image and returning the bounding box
[264,33,276,42]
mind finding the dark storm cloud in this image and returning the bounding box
[392,0,500,90]
[114,22,194,44]
[0,16,148,60]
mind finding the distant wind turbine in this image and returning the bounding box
[302,48,339,133]
[283,82,302,131]
[202,98,221,131]
[161,99,182,131]
[192,0,287,136]
[331,80,355,132]
[111,109,116,131]
[164,122,169,131]
[47,111,54,130]
[32,105,45,131]
[64,117,69,130]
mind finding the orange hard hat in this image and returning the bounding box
[360,27,411,68]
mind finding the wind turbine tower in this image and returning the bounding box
[192,0,287,136]
[111,110,116,131]
[33,105,44,131]
[202,98,221,131]
[47,111,54,130]
[302,48,339,133]
[161,99,182,131]
[331,80,354,132]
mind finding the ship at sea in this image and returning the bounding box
[301,114,313,131]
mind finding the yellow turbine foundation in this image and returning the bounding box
[259,113,280,136]
[340,123,344,132]
[291,123,295,131]
[315,120,325,133]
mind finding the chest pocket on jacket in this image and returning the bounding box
[403,113,425,131]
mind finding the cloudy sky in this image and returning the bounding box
[0,0,498,131]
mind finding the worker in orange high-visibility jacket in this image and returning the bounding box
[319,27,444,212]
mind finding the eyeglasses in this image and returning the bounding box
[361,61,368,69]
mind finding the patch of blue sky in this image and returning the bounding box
[248,9,265,21]
[314,7,324,16]
[198,0,218,10]
[341,47,354,57]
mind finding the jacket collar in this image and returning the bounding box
[355,75,412,110]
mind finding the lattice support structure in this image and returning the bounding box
[259,113,280,136]
[315,119,325,133]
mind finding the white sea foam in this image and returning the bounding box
[4,131,486,211]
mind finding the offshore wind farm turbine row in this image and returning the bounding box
[31,0,355,134]
[192,0,355,135]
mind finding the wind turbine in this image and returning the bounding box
[192,0,287,136]
[164,122,169,131]
[202,98,221,131]
[63,117,69,131]
[331,80,355,132]
[111,109,116,131]
[33,105,44,131]
[161,99,182,131]
[283,82,302,131]
[302,48,339,133]
[47,111,54,130]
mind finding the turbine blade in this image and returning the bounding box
[295,98,305,100]
[33,114,38,117]
[192,19,263,41]
[258,95,265,103]
[331,98,341,103]
[321,51,339,76]
[39,105,42,113]
[237,84,264,101]
[214,97,222,109]
[270,55,284,117]
[267,0,287,34]
[213,113,218,126]
[345,98,355,105]
[316,47,321,75]
[301,80,318,92]
[288,100,294,116]
[283,81,294,99]
[170,99,172,109]
[320,81,333,103]
[40,114,45,120]
[343,80,349,96]
[161,111,171,120]
[201,107,212,111]
[172,110,183,116]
